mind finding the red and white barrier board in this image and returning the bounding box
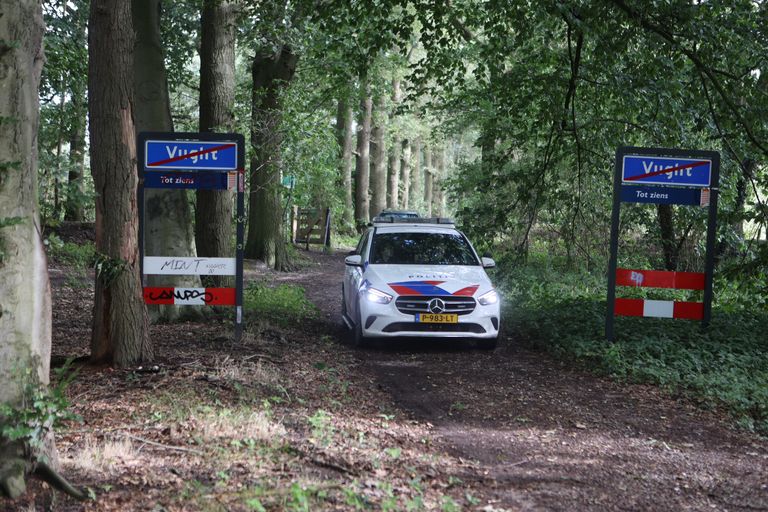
[614,298,703,320]
[143,287,236,305]
[616,268,704,290]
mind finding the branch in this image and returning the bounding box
[610,0,768,158]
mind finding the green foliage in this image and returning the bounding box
[93,252,127,289]
[0,360,80,454]
[244,283,318,326]
[45,237,95,269]
[501,258,768,434]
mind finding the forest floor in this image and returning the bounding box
[7,225,768,511]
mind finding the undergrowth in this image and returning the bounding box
[244,282,318,326]
[499,261,768,434]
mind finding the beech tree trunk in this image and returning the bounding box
[400,140,411,209]
[336,98,354,228]
[133,0,203,321]
[245,46,298,269]
[433,147,445,217]
[370,96,387,218]
[0,0,52,498]
[89,0,151,366]
[410,138,422,212]
[387,141,401,209]
[64,4,87,222]
[424,146,433,216]
[64,91,86,222]
[657,204,678,271]
[354,86,372,226]
[196,0,237,282]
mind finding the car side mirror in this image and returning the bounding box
[481,257,496,269]
[482,251,493,259]
[345,254,363,267]
[347,250,356,256]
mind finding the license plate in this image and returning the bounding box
[417,313,458,323]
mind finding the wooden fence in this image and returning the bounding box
[291,206,331,248]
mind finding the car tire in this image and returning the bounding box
[352,301,367,348]
[477,337,497,350]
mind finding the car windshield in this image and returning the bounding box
[369,232,479,265]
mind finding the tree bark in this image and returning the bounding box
[196,0,237,282]
[354,85,372,226]
[245,46,298,269]
[657,204,677,271]
[399,140,411,209]
[64,91,86,222]
[336,98,355,229]
[132,0,202,322]
[410,138,422,212]
[89,0,151,366]
[423,146,433,216]
[0,0,52,497]
[387,139,401,209]
[433,146,445,217]
[370,97,387,219]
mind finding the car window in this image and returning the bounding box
[369,232,479,265]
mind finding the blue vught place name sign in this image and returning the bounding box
[145,140,238,171]
[620,185,703,206]
[622,155,711,188]
[144,171,234,190]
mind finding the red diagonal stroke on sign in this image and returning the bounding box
[625,160,708,181]
[147,143,235,167]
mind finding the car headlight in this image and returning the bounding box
[361,284,393,304]
[478,289,499,305]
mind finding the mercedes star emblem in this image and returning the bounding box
[428,298,446,314]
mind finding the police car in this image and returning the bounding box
[342,217,500,348]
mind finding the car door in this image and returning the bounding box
[345,230,371,321]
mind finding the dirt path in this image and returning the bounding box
[301,249,768,511]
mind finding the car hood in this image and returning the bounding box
[365,264,492,297]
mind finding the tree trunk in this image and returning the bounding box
[89,0,151,366]
[433,146,445,217]
[196,0,237,284]
[657,204,677,271]
[400,140,411,209]
[133,0,202,322]
[387,140,401,209]
[336,98,354,229]
[423,146,433,216]
[0,0,52,497]
[64,91,86,222]
[245,46,298,269]
[354,86,372,227]
[370,97,387,219]
[410,138,422,212]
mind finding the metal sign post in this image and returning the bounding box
[138,131,246,342]
[606,146,720,341]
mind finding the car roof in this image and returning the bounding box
[373,224,460,234]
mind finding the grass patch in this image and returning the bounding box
[500,263,768,434]
[244,282,318,326]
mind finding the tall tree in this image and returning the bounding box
[370,96,387,218]
[399,139,411,209]
[336,98,355,228]
[387,78,402,209]
[0,0,52,497]
[354,84,373,225]
[89,0,151,365]
[423,146,433,216]
[245,46,298,269]
[196,0,237,277]
[410,137,422,212]
[133,0,202,321]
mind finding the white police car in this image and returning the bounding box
[342,217,500,348]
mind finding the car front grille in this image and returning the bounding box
[382,322,486,334]
[395,296,477,316]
